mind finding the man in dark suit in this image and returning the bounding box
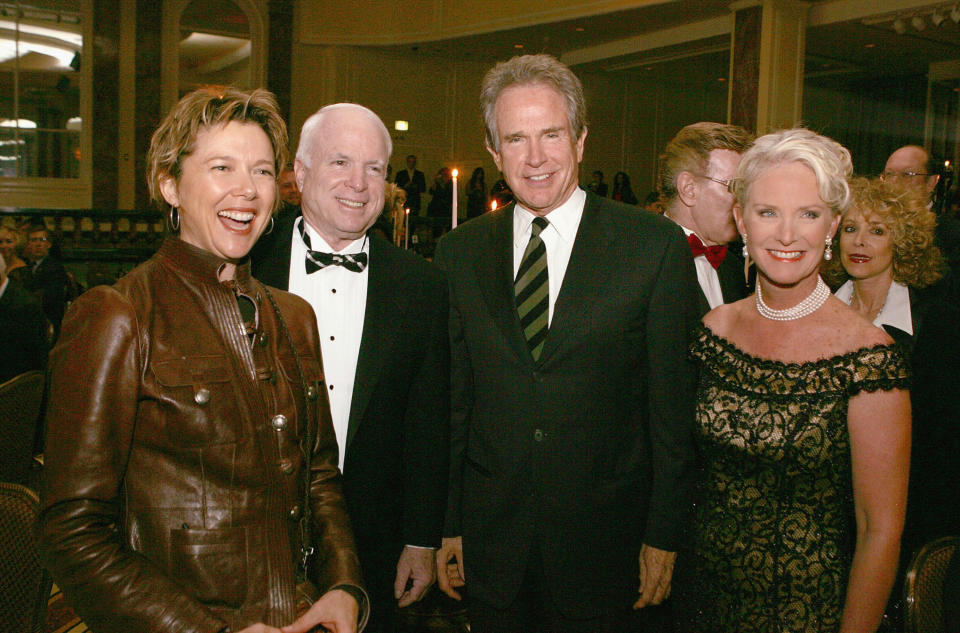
[434,54,700,632]
[659,122,754,315]
[23,224,69,341]
[394,154,426,214]
[0,252,48,384]
[250,104,449,633]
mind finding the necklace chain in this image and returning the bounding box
[756,276,831,321]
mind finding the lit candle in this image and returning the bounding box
[491,199,498,212]
[451,168,459,229]
[405,208,410,250]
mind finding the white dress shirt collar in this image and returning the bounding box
[835,279,913,335]
[512,187,586,249]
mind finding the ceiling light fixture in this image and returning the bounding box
[893,17,907,34]
[911,15,926,30]
[952,5,960,22]
[932,10,945,27]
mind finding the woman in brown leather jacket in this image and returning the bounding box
[38,87,367,633]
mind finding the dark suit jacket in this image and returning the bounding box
[695,245,751,316]
[0,277,48,384]
[434,192,700,617]
[249,213,450,620]
[395,168,426,212]
[24,255,69,339]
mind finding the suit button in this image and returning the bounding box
[534,429,544,442]
[271,414,288,431]
[258,332,269,347]
[289,505,300,518]
[279,459,295,474]
[306,385,318,400]
[194,388,210,405]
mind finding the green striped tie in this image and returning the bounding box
[515,217,549,360]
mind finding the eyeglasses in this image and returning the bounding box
[881,170,931,180]
[694,174,738,194]
[28,236,49,243]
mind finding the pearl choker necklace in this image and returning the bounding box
[756,276,831,321]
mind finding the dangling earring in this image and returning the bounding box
[741,234,748,259]
[168,206,180,232]
[264,216,275,236]
[824,235,833,261]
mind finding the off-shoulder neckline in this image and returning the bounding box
[695,323,901,372]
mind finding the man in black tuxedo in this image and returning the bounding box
[434,54,700,632]
[660,122,754,315]
[250,104,449,633]
[0,252,48,384]
[394,154,426,214]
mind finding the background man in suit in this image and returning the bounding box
[394,154,426,214]
[434,54,699,632]
[23,224,69,342]
[882,144,960,272]
[0,252,48,384]
[250,104,449,633]
[659,122,753,315]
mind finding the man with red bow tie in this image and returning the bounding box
[659,122,754,314]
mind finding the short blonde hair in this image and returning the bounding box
[146,86,288,213]
[735,128,852,215]
[824,177,946,288]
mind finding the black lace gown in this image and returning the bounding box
[677,325,909,633]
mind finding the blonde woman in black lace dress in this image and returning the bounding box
[677,129,910,633]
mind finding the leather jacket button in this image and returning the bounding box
[279,459,295,474]
[271,414,288,431]
[306,385,318,400]
[289,505,300,518]
[194,388,211,405]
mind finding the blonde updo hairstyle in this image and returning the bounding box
[734,128,853,217]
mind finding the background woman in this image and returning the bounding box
[677,128,910,633]
[0,226,28,281]
[38,87,366,633]
[827,176,945,349]
[466,166,487,218]
[611,170,637,204]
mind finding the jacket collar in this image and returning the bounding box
[156,236,253,292]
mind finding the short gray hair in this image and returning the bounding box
[296,103,393,167]
[480,54,586,152]
[735,128,852,215]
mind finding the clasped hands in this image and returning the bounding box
[436,536,676,609]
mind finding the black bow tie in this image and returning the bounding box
[299,218,368,274]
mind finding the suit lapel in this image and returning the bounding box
[538,195,614,365]
[345,237,407,452]
[474,206,531,364]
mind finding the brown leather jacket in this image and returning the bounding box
[38,237,366,632]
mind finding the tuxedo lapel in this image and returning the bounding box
[251,212,296,290]
[474,206,531,364]
[538,196,615,364]
[346,237,407,452]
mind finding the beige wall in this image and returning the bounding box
[289,43,727,210]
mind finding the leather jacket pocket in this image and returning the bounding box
[151,356,243,447]
[170,526,248,609]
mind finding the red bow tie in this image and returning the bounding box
[687,234,727,269]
